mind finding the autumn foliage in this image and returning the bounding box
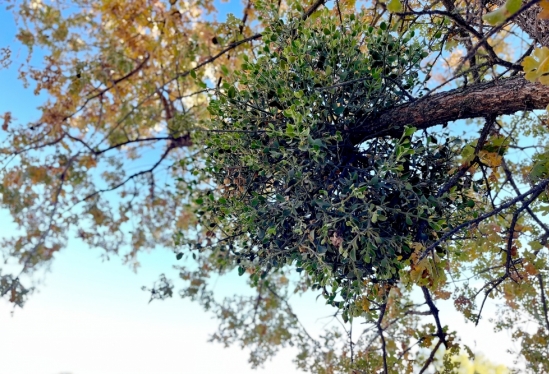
[3,0,549,373]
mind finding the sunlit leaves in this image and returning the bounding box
[0,0,254,305]
[387,0,403,13]
[4,0,549,372]
[523,47,549,85]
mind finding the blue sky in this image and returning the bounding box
[0,2,302,373]
[0,1,521,373]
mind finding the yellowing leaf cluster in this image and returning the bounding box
[523,47,549,85]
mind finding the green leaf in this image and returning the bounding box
[350,248,357,261]
[505,0,522,14]
[403,126,417,138]
[317,244,328,254]
[529,240,544,251]
[228,86,236,99]
[482,6,508,25]
[334,105,345,115]
[176,252,183,260]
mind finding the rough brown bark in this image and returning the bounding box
[353,76,549,142]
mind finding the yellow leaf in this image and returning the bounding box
[479,150,502,167]
[361,297,371,311]
[387,0,402,13]
[522,47,549,84]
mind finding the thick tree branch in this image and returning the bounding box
[353,76,549,142]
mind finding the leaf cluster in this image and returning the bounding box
[191,13,476,316]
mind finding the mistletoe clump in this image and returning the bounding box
[195,12,474,314]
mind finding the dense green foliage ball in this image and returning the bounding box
[194,12,474,315]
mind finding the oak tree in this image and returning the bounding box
[3,0,549,372]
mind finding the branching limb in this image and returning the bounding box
[421,286,448,348]
[82,143,174,201]
[376,302,388,374]
[421,177,549,260]
[22,152,80,270]
[437,116,494,197]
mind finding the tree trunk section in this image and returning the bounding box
[353,76,549,142]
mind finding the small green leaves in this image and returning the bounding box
[203,11,465,318]
[176,252,183,260]
[529,151,549,182]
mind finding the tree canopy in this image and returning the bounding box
[3,0,549,372]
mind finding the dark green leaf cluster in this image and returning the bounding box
[191,13,473,313]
